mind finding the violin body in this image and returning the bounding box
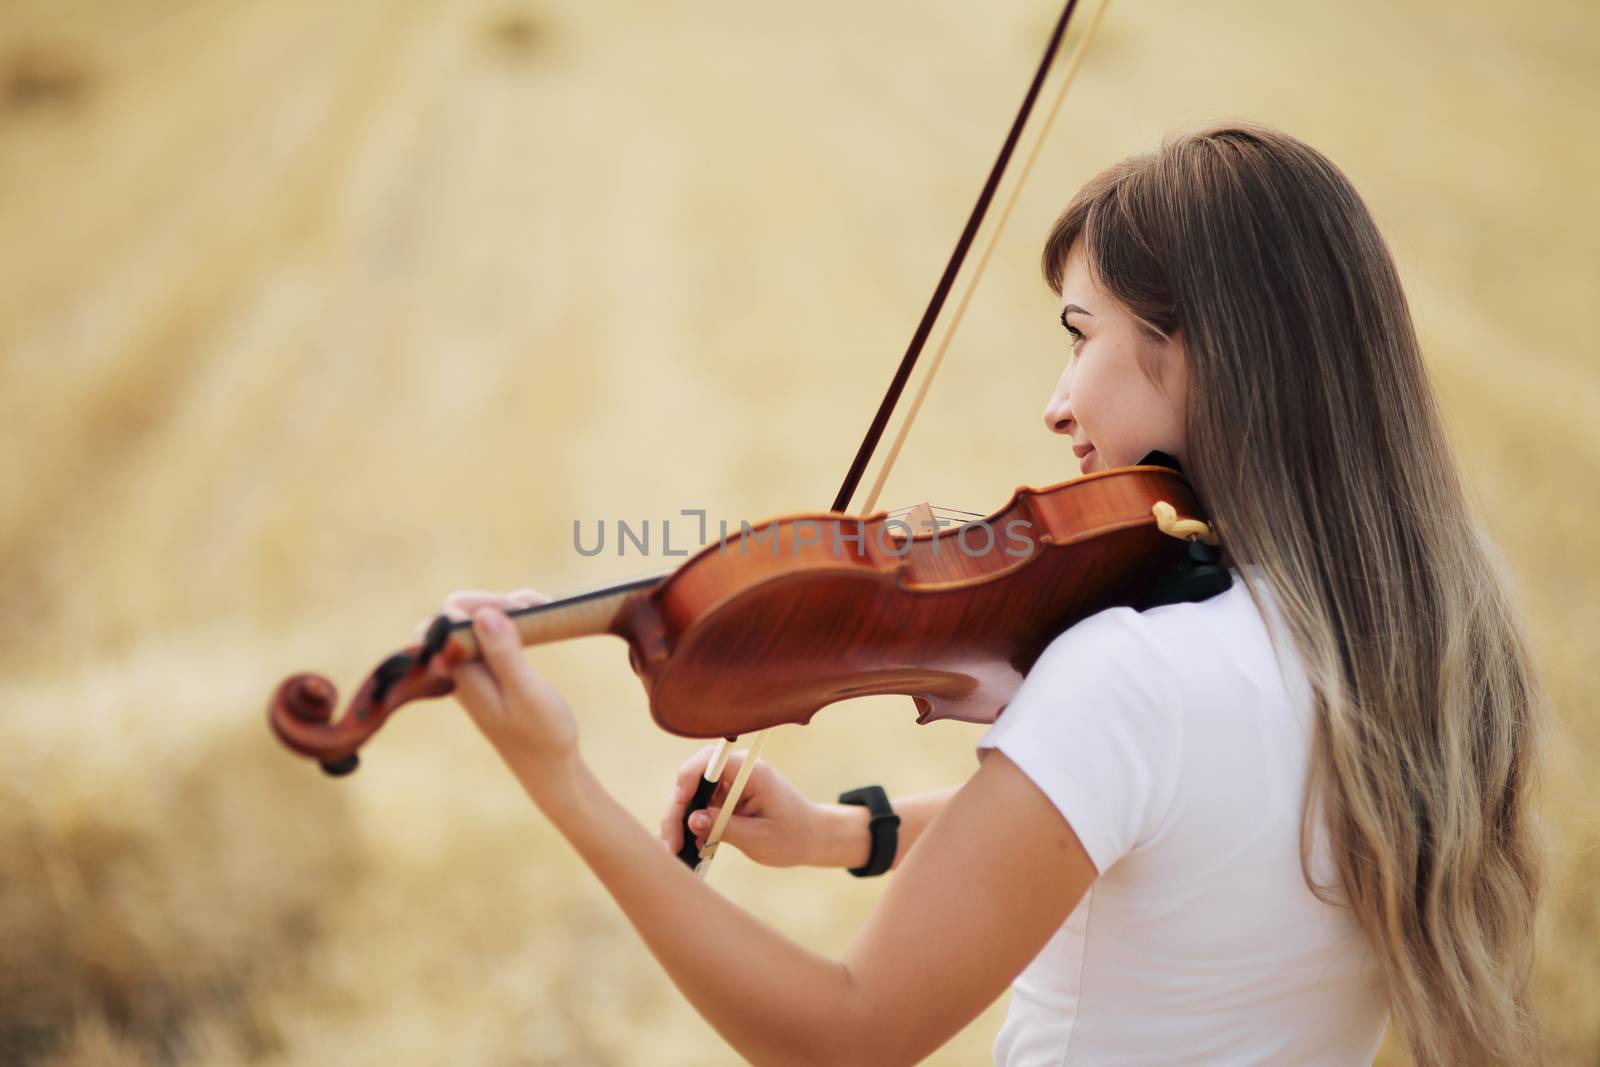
[269,464,1208,772]
[625,465,1199,737]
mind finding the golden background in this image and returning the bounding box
[1,0,1595,1063]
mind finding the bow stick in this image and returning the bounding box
[683,0,1114,874]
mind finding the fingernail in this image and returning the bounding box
[474,608,502,634]
[690,813,707,828]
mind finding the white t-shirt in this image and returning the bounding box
[975,567,1388,1066]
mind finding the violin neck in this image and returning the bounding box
[503,574,661,648]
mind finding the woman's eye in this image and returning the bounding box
[1065,325,1084,350]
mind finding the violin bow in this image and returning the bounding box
[687,0,1114,874]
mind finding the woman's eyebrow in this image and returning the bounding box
[1059,304,1093,328]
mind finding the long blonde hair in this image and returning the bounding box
[1042,123,1545,1065]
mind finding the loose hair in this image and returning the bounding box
[1042,123,1545,1065]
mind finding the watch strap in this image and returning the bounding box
[838,785,900,878]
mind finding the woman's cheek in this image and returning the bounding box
[1077,366,1142,467]
[1072,363,1108,442]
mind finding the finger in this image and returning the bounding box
[689,808,762,849]
[709,754,752,808]
[444,591,514,616]
[505,588,552,609]
[416,604,476,639]
[707,752,749,795]
[673,745,723,799]
[663,748,726,843]
[472,608,542,702]
[452,661,504,724]
[687,806,720,846]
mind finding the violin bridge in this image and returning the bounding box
[899,502,936,535]
[886,501,983,538]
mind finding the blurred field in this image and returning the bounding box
[1,0,1596,1063]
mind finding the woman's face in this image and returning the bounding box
[1042,242,1190,475]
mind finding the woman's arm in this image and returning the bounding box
[457,607,1097,1067]
[811,785,961,870]
[531,747,1091,1066]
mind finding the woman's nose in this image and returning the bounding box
[1043,397,1073,436]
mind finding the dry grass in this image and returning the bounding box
[1,0,1595,1062]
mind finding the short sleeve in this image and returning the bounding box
[976,608,1184,874]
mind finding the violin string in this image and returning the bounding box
[520,571,664,612]
[882,504,987,521]
[434,572,666,635]
[858,0,1114,517]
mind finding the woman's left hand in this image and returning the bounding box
[443,592,581,785]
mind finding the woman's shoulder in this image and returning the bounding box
[982,573,1270,870]
[1045,566,1269,660]
[1028,566,1302,717]
[986,568,1313,870]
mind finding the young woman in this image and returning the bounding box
[442,123,1545,1066]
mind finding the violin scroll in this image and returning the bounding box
[267,617,469,776]
[268,673,362,776]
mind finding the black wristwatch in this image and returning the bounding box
[838,785,900,878]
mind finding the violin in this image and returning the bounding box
[266,0,1211,871]
[267,462,1223,777]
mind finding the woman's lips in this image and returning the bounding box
[1078,447,1096,473]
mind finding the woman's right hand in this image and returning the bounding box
[659,746,830,868]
